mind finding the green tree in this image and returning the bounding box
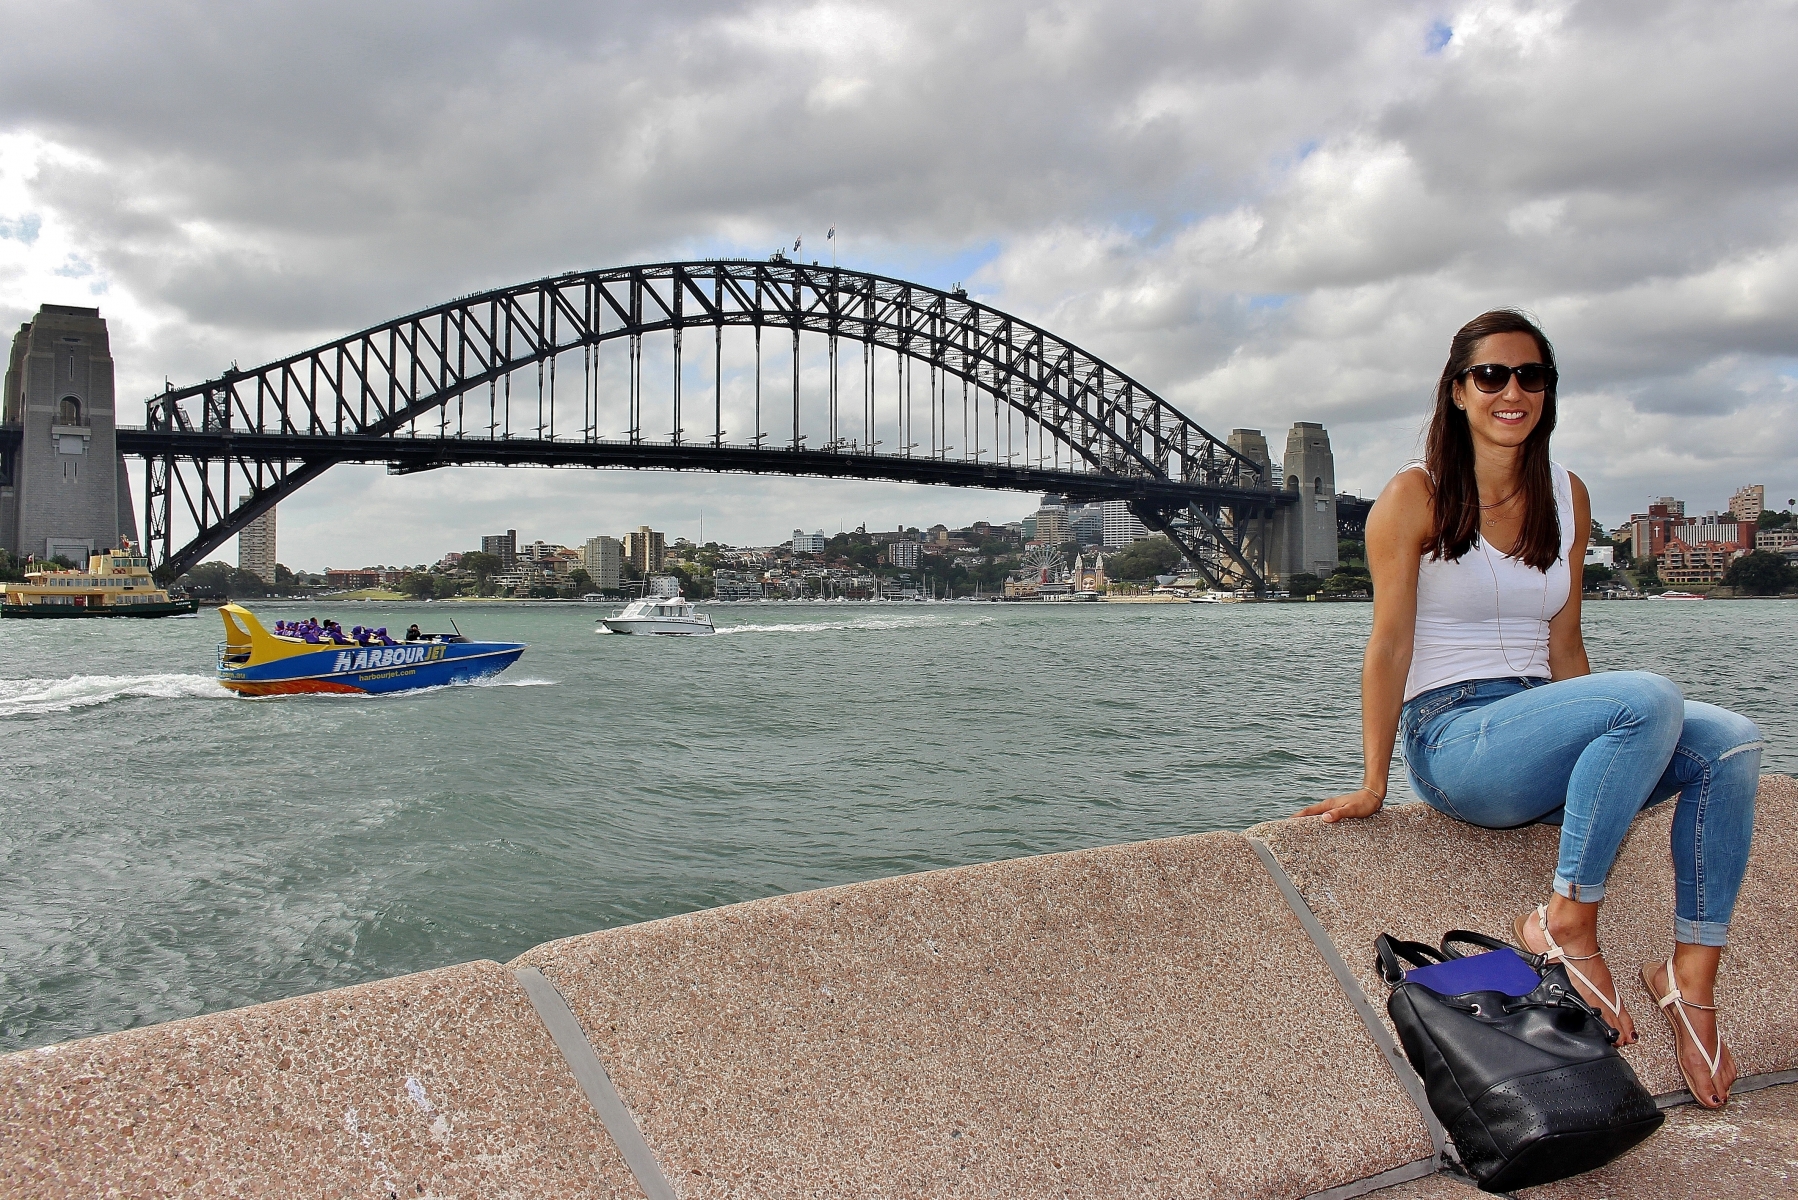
[1106,536,1182,581]
[459,551,502,595]
[1757,509,1792,530]
[1338,537,1366,565]
[0,548,23,582]
[567,568,594,593]
[1288,572,1325,597]
[176,561,269,598]
[1723,551,1795,596]
[397,571,437,599]
[1324,564,1372,595]
[49,555,78,569]
[1583,563,1615,589]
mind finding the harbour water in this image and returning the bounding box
[2,599,1793,1053]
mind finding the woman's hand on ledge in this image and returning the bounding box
[1295,788,1384,823]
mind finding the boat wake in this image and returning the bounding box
[0,673,231,718]
[714,614,995,635]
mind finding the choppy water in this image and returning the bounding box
[2,598,1793,1052]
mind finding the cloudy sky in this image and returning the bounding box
[2,0,1794,569]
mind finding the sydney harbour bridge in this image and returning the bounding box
[2,260,1348,589]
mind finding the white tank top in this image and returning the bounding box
[1403,461,1575,702]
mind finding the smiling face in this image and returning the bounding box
[1452,330,1549,451]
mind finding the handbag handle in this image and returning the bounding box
[1376,933,1447,986]
[1442,929,1545,969]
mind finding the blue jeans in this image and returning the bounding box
[1402,672,1762,947]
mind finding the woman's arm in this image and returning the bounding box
[1296,469,1431,823]
[1547,471,1592,680]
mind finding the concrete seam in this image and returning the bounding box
[1248,837,1450,1162]
[1297,1155,1441,1200]
[1654,1066,1798,1109]
[513,966,678,1200]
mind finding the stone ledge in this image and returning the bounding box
[0,959,644,1199]
[1249,775,1798,1098]
[512,831,1434,1199]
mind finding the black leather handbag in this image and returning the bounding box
[1377,930,1663,1192]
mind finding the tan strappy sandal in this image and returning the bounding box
[1512,904,1626,1029]
[1642,957,1731,1109]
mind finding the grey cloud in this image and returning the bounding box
[5,0,1797,544]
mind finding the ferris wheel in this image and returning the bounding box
[1020,545,1065,582]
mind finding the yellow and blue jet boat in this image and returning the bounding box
[215,604,525,697]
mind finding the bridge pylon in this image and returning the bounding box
[1,306,136,564]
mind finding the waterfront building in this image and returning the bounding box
[582,536,622,590]
[648,575,681,598]
[1033,506,1069,546]
[1627,502,1684,562]
[238,507,277,584]
[886,540,920,568]
[1659,538,1735,584]
[1584,545,1614,568]
[1680,514,1754,550]
[711,569,764,601]
[325,568,391,590]
[482,530,518,569]
[623,526,665,575]
[1101,500,1150,548]
[1755,527,1798,551]
[791,529,827,554]
[1729,485,1765,524]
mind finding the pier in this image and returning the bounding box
[6,775,1794,1198]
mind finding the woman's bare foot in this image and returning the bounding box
[1642,956,1737,1109]
[1514,903,1637,1044]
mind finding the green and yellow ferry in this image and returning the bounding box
[0,543,198,618]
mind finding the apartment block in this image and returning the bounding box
[622,526,665,575]
[582,536,622,590]
[238,507,277,584]
[1729,484,1765,524]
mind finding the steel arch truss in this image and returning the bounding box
[133,260,1286,584]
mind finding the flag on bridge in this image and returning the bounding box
[827,227,835,239]
[793,236,802,253]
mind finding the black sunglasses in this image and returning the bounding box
[1459,363,1557,394]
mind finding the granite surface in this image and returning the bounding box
[1249,775,1798,1099]
[516,831,1435,1200]
[1514,1081,1798,1200]
[0,959,645,1199]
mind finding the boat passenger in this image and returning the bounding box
[1302,309,1763,1111]
[375,627,395,645]
[405,624,422,641]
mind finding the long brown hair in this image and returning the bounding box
[1426,309,1560,570]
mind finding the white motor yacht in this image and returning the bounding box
[600,595,716,635]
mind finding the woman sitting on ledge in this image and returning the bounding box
[1299,309,1762,1110]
